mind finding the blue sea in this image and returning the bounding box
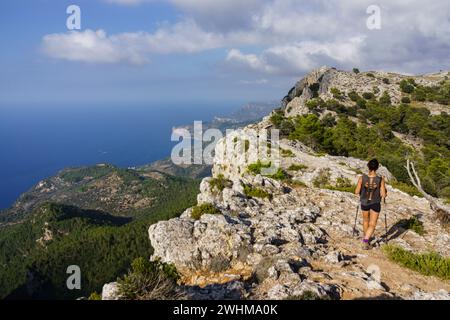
[0,103,237,209]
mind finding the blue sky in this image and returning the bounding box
[0,0,449,106]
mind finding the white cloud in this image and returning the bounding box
[226,37,366,75]
[41,21,229,64]
[45,0,450,75]
[41,30,146,64]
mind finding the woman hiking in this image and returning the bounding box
[354,159,387,250]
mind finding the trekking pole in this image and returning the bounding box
[352,204,359,237]
[383,198,388,242]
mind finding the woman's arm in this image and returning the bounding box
[354,176,362,196]
[380,177,387,199]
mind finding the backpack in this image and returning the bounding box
[360,174,382,205]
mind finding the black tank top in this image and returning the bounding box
[360,174,382,205]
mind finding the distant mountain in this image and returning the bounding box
[176,101,279,134]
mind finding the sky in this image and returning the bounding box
[0,0,449,106]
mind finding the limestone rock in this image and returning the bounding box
[102,282,120,300]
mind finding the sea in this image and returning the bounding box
[0,102,237,209]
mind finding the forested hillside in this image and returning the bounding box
[0,167,200,299]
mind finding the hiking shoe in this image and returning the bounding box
[362,240,371,250]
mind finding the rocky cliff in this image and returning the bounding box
[106,67,450,300]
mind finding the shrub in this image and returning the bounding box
[243,184,271,199]
[117,257,184,300]
[372,86,380,94]
[382,245,450,280]
[401,97,411,104]
[270,110,285,127]
[320,114,337,127]
[281,148,295,157]
[395,216,425,235]
[330,87,344,100]
[323,177,355,193]
[379,91,391,105]
[400,79,415,94]
[356,97,367,108]
[362,92,375,100]
[391,181,422,197]
[352,68,360,74]
[367,73,375,78]
[191,203,221,220]
[288,164,308,171]
[268,168,290,181]
[244,140,250,152]
[88,292,102,300]
[208,174,232,193]
[382,78,390,84]
[348,91,360,102]
[312,168,331,188]
[248,160,271,175]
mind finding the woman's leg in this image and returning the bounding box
[362,210,370,236]
[364,210,380,240]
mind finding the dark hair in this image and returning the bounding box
[368,159,379,171]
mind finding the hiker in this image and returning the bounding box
[354,159,387,249]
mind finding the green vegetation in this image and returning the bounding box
[117,257,182,300]
[312,168,331,188]
[312,171,355,193]
[247,160,290,181]
[383,245,450,280]
[401,96,411,104]
[399,77,450,105]
[208,174,232,193]
[362,92,375,100]
[243,184,271,200]
[330,87,344,100]
[59,165,115,183]
[400,79,415,94]
[391,181,422,197]
[353,68,360,74]
[326,177,356,193]
[0,175,200,299]
[395,216,425,235]
[401,79,450,105]
[366,73,375,78]
[270,96,450,198]
[88,292,102,300]
[288,164,308,171]
[248,160,272,175]
[244,139,250,152]
[281,148,295,157]
[191,203,221,220]
[379,91,391,105]
[382,78,390,84]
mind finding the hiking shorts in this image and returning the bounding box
[361,202,381,213]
